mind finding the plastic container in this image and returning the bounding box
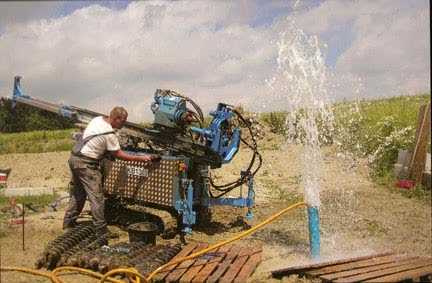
[128,222,158,245]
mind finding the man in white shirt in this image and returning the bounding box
[63,106,159,243]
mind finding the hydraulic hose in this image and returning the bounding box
[144,201,305,282]
[52,266,124,283]
[0,266,63,283]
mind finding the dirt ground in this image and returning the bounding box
[0,134,431,282]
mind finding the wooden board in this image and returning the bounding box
[409,102,431,184]
[192,245,231,283]
[271,253,432,283]
[320,257,419,281]
[307,254,409,276]
[158,242,262,283]
[333,258,432,283]
[271,252,394,278]
[364,265,432,282]
[165,243,209,282]
[154,242,198,282]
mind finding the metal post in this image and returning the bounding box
[307,206,320,259]
[245,174,254,220]
[22,203,25,251]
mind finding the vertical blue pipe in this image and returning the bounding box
[307,206,320,259]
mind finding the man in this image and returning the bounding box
[63,106,159,242]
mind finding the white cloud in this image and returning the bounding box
[0,1,276,121]
[291,0,430,99]
[0,1,429,122]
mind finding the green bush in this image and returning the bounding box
[261,110,333,145]
[333,94,430,178]
[260,94,430,179]
[260,112,287,135]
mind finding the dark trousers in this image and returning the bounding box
[63,155,106,231]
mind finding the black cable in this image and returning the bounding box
[170,90,204,123]
[206,109,262,198]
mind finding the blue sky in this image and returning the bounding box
[57,1,131,16]
[0,1,429,121]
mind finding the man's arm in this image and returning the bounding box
[111,150,161,163]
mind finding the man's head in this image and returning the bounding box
[109,106,128,129]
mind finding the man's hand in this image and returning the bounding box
[150,154,162,162]
[137,154,161,162]
[112,150,161,163]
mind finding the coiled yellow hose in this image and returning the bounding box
[1,201,306,283]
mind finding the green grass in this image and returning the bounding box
[334,94,430,176]
[355,95,429,130]
[259,94,430,186]
[0,129,75,154]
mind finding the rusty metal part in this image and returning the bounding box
[35,222,96,269]
[36,226,182,275]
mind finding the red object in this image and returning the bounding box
[9,219,25,225]
[395,179,416,189]
[0,174,7,181]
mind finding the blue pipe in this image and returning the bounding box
[307,206,320,259]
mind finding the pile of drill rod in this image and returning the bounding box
[35,222,182,275]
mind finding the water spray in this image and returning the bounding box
[267,20,336,259]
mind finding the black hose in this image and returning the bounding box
[170,90,204,123]
[207,109,262,198]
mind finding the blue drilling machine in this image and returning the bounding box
[9,76,262,237]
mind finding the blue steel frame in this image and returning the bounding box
[174,169,255,234]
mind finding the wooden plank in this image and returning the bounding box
[409,102,431,184]
[154,242,198,282]
[413,104,427,148]
[165,243,209,283]
[206,245,242,283]
[271,252,394,278]
[333,258,432,283]
[233,249,262,283]
[320,256,419,281]
[307,254,406,276]
[191,245,232,283]
[364,265,432,282]
[179,245,222,282]
[219,247,261,283]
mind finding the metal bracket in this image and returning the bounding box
[204,172,255,220]
[175,178,196,234]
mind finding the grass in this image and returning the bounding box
[335,94,430,177]
[355,95,429,130]
[0,129,75,154]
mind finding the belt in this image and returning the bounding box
[71,152,101,165]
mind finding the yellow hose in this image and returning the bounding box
[0,266,63,283]
[99,268,144,283]
[1,201,306,283]
[144,201,305,282]
[52,266,124,283]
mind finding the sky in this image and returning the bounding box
[0,0,429,122]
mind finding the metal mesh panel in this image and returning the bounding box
[103,159,181,207]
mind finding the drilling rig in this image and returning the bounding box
[9,76,262,236]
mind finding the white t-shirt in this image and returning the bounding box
[80,116,121,159]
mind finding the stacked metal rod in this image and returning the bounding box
[35,223,182,275]
[35,222,97,270]
[67,243,182,275]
